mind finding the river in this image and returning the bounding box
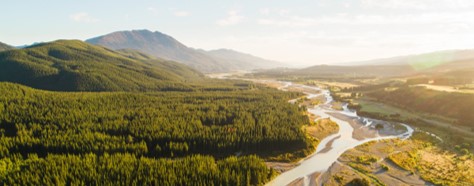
[266,82,414,186]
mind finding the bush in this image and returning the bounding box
[347,178,370,186]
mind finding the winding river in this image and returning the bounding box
[267,82,414,186]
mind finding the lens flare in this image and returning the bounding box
[408,51,455,71]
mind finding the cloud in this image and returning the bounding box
[345,12,474,25]
[258,16,317,27]
[216,10,244,26]
[361,0,474,10]
[342,2,351,8]
[259,8,290,16]
[257,12,474,27]
[173,11,190,17]
[147,7,157,12]
[70,12,99,23]
[260,8,271,15]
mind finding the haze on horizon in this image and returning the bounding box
[2,0,474,67]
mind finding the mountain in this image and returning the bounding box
[295,50,474,78]
[86,30,285,72]
[86,30,229,72]
[356,49,474,68]
[205,49,284,70]
[294,65,415,77]
[0,40,204,91]
[0,42,14,51]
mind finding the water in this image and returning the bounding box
[267,82,414,186]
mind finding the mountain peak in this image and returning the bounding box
[86,29,286,72]
[87,29,179,47]
[86,30,229,72]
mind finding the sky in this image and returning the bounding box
[2,0,474,67]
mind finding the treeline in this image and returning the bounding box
[368,86,474,128]
[1,153,276,185]
[0,82,309,158]
[0,82,311,184]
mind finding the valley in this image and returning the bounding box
[1,36,473,185]
[220,78,418,186]
[2,2,474,184]
[245,66,474,185]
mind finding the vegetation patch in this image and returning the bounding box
[0,154,276,185]
[387,151,418,171]
[0,82,312,184]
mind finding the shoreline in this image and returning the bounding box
[265,81,414,186]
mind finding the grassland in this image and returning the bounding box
[352,96,474,150]
[413,84,474,94]
[327,131,474,186]
[304,118,340,144]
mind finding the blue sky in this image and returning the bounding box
[2,0,474,66]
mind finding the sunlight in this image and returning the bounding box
[409,51,455,71]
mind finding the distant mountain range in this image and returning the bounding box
[352,49,474,70]
[295,50,474,78]
[0,40,203,91]
[86,30,284,73]
[205,49,284,70]
[4,29,473,79]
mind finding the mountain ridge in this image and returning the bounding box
[0,41,14,51]
[0,39,203,91]
[206,48,286,70]
[86,30,227,72]
[86,29,285,72]
[297,49,474,77]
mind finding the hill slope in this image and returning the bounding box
[294,65,415,77]
[0,40,203,91]
[205,49,284,70]
[86,30,286,72]
[357,50,474,69]
[294,50,474,78]
[86,30,228,72]
[0,41,14,51]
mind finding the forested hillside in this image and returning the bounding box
[0,82,311,184]
[368,86,474,128]
[0,40,204,92]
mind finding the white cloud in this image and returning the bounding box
[259,8,290,16]
[258,12,474,27]
[216,10,244,26]
[345,12,474,25]
[260,8,270,15]
[277,9,290,16]
[361,0,474,10]
[70,12,99,23]
[147,7,156,12]
[173,11,190,17]
[258,16,317,27]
